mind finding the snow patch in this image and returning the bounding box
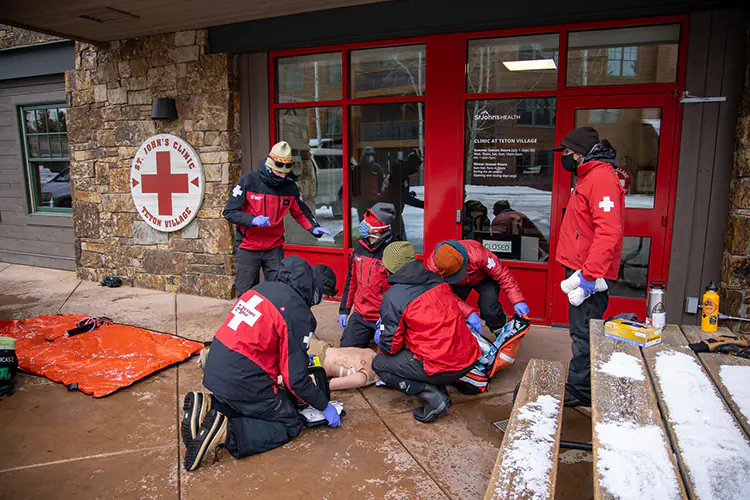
[654,351,750,500]
[595,421,681,500]
[719,365,750,425]
[598,352,645,381]
[494,394,560,499]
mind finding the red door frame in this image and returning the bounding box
[267,14,689,324]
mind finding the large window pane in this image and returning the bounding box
[350,45,425,99]
[610,236,651,298]
[464,98,556,262]
[276,53,342,103]
[468,34,559,93]
[575,107,661,209]
[277,107,344,248]
[567,24,680,87]
[350,103,425,252]
[35,161,71,208]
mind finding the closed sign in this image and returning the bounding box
[483,239,512,254]
[130,134,204,232]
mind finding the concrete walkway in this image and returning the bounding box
[0,264,594,499]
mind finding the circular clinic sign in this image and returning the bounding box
[130,134,205,232]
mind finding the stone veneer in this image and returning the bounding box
[723,24,750,332]
[66,30,241,299]
[0,24,60,49]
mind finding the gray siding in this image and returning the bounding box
[239,53,270,174]
[666,9,748,324]
[0,74,75,270]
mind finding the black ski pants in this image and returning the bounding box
[340,312,378,348]
[372,349,473,395]
[235,246,284,297]
[452,278,507,332]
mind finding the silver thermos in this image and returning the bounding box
[647,280,666,328]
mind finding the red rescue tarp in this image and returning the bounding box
[0,314,204,397]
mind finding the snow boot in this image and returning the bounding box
[412,384,451,423]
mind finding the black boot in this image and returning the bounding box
[412,384,451,423]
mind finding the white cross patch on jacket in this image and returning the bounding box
[228,295,263,330]
[232,185,243,197]
[487,257,496,270]
[599,196,615,212]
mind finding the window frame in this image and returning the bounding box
[17,102,71,215]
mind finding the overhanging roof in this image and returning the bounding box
[0,0,387,43]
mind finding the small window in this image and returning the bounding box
[19,104,71,213]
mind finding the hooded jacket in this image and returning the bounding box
[556,141,625,281]
[377,261,480,375]
[224,165,321,251]
[203,256,328,411]
[339,233,393,321]
[424,240,525,305]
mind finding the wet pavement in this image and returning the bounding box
[0,264,594,499]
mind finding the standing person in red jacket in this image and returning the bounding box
[424,240,529,335]
[554,127,624,407]
[224,141,332,297]
[373,242,480,423]
[339,202,396,347]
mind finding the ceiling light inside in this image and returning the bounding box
[502,59,558,71]
[79,7,138,23]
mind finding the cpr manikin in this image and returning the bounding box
[308,337,378,390]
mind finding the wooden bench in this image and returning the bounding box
[641,324,750,499]
[589,320,687,500]
[484,358,567,500]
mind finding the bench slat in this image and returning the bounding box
[641,324,750,500]
[589,319,687,500]
[484,359,566,500]
[679,325,750,438]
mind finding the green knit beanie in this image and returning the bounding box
[382,241,416,274]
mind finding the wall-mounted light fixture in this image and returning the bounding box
[152,98,178,120]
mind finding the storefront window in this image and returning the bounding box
[468,34,559,93]
[610,236,651,298]
[20,104,70,212]
[276,52,342,103]
[350,45,426,99]
[349,103,425,252]
[567,24,680,87]
[277,107,344,248]
[464,98,555,262]
[575,107,661,209]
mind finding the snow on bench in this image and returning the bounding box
[589,319,686,500]
[484,359,566,500]
[642,324,750,500]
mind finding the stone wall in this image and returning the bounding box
[722,23,750,332]
[66,30,241,299]
[0,24,61,49]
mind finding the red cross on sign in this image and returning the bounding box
[141,151,189,216]
[130,134,205,232]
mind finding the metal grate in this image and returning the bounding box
[492,419,509,433]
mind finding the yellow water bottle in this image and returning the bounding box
[701,281,720,333]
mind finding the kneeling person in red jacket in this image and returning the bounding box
[339,202,397,347]
[425,240,529,334]
[182,256,339,471]
[373,242,481,423]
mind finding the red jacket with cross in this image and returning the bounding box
[424,239,525,305]
[556,160,625,281]
[339,237,391,322]
[223,167,321,251]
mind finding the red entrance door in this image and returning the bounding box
[550,93,679,324]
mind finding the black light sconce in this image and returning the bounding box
[152,97,178,120]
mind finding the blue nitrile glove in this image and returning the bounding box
[467,312,482,335]
[374,318,382,344]
[322,403,341,428]
[579,277,597,297]
[514,301,530,318]
[251,215,271,227]
[312,226,332,237]
[339,314,348,330]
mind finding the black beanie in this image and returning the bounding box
[312,264,337,297]
[554,127,600,156]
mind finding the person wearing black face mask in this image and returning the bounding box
[552,126,624,408]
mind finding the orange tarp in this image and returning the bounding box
[0,314,204,397]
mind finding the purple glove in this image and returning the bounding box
[513,301,530,318]
[374,318,382,344]
[467,312,482,335]
[252,215,270,227]
[339,314,348,330]
[579,277,597,297]
[312,226,332,237]
[322,402,341,427]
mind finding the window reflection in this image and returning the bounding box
[610,236,651,298]
[350,103,425,252]
[350,45,426,99]
[277,107,344,248]
[464,98,556,262]
[277,53,342,103]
